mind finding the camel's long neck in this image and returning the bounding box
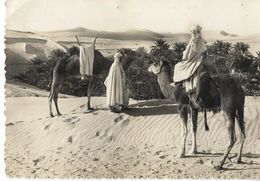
[157,70,175,99]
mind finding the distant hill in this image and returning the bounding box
[5,30,66,79]
[4,27,260,79]
[42,27,164,41]
[41,27,244,43]
[162,32,190,42]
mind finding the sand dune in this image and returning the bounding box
[5,30,67,78]
[4,28,260,178]
[5,93,260,178]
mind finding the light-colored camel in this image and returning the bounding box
[148,60,246,170]
[48,48,137,117]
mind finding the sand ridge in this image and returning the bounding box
[5,96,260,178]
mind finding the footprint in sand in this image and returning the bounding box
[93,158,99,161]
[121,119,129,127]
[44,124,50,130]
[71,118,80,124]
[114,115,125,123]
[195,158,204,164]
[154,150,163,155]
[68,136,73,143]
[33,156,45,166]
[63,116,78,123]
[159,155,168,159]
[6,122,15,126]
[106,135,114,142]
[95,131,100,137]
[99,127,114,140]
[71,108,78,113]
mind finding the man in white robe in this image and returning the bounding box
[173,25,207,91]
[105,51,129,112]
[173,25,207,107]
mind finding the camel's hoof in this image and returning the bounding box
[50,114,54,118]
[178,153,185,158]
[189,150,198,155]
[214,165,223,171]
[57,113,62,116]
[236,159,244,164]
[84,108,94,113]
[205,126,209,131]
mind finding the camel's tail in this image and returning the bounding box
[204,110,209,131]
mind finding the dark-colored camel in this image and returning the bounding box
[48,48,137,117]
[148,60,245,170]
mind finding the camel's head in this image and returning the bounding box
[118,48,138,70]
[148,60,167,75]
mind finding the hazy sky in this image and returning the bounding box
[5,0,260,35]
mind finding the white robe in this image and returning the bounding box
[104,58,129,109]
[173,36,207,83]
[79,44,95,77]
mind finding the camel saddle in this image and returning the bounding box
[185,62,221,110]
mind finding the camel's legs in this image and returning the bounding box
[48,66,64,117]
[53,84,62,116]
[178,106,188,158]
[236,106,246,163]
[85,76,95,111]
[236,128,245,163]
[48,89,54,117]
[190,108,198,154]
[215,112,236,170]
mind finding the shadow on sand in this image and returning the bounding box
[185,151,223,158]
[123,99,178,116]
[186,152,260,159]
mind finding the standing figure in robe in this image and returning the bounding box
[105,50,129,113]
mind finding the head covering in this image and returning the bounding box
[190,25,202,32]
[114,51,123,61]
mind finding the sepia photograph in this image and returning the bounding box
[2,0,260,179]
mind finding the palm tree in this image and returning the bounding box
[233,42,250,54]
[150,39,170,58]
[230,42,253,73]
[172,42,187,62]
[213,40,232,56]
[48,48,68,67]
[207,40,232,57]
[49,49,68,61]
[149,39,177,66]
[256,51,260,59]
[68,45,79,57]
[136,47,148,57]
[31,56,44,65]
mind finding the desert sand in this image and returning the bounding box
[4,83,260,179]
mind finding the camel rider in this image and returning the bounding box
[172,25,207,107]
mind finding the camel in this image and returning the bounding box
[148,60,246,170]
[48,48,137,117]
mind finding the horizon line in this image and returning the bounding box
[5,26,260,37]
